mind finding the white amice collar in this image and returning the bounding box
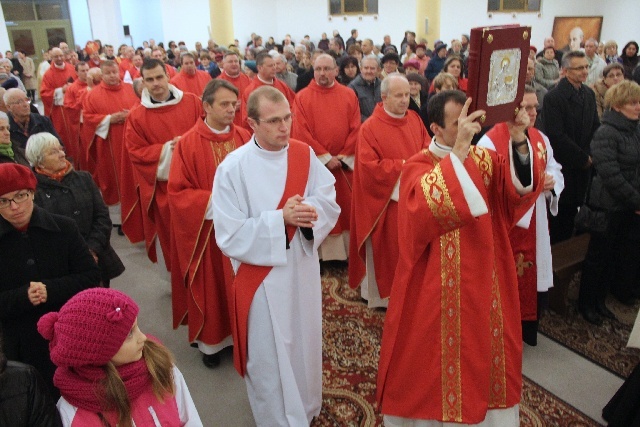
[384,107,405,119]
[257,75,274,85]
[429,137,453,158]
[205,119,230,134]
[140,84,184,109]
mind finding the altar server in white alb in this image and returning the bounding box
[211,86,340,426]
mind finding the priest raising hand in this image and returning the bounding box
[452,97,485,161]
[283,194,318,227]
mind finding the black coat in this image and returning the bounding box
[0,361,62,426]
[543,78,600,206]
[7,113,62,149]
[34,171,124,282]
[0,206,101,397]
[0,142,29,166]
[589,109,640,212]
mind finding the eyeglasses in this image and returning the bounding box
[0,191,31,209]
[255,113,293,126]
[566,65,589,71]
[8,98,31,106]
[313,66,335,73]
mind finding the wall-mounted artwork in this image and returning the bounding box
[551,16,603,51]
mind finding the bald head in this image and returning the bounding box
[381,72,410,115]
[50,48,65,66]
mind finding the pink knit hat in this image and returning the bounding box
[37,288,139,368]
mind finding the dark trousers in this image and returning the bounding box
[550,203,579,244]
[579,211,640,309]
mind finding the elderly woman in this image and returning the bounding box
[406,72,427,114]
[594,63,625,118]
[25,132,124,287]
[535,46,560,89]
[0,111,28,165]
[578,80,640,325]
[0,163,100,398]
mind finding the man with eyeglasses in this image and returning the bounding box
[40,47,76,151]
[4,88,61,149]
[543,50,599,243]
[211,86,339,426]
[292,53,360,263]
[479,85,564,344]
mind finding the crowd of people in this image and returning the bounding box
[0,26,639,426]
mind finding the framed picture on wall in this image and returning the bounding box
[551,16,603,52]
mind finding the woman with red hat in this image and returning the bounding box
[38,288,203,426]
[0,163,100,400]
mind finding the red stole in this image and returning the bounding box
[485,124,547,321]
[231,140,310,376]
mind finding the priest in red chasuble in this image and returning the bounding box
[478,86,564,345]
[170,52,211,96]
[292,54,360,261]
[240,52,295,130]
[63,61,89,170]
[82,60,139,228]
[377,91,543,426]
[168,79,250,368]
[349,73,430,308]
[124,58,203,270]
[40,47,76,156]
[217,52,251,128]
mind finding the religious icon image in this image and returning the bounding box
[486,48,521,106]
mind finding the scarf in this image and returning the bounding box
[0,143,14,160]
[54,357,151,413]
[36,159,73,181]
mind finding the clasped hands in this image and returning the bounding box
[28,282,47,306]
[283,195,318,228]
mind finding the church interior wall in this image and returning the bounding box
[440,0,638,52]
[121,0,164,49]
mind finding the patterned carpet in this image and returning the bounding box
[313,265,598,426]
[539,272,640,379]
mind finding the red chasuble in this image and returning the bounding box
[124,90,203,267]
[40,63,76,153]
[63,78,88,170]
[168,120,250,346]
[240,77,296,130]
[291,80,360,239]
[485,123,548,322]
[164,64,177,79]
[119,58,133,79]
[82,82,139,206]
[377,145,542,423]
[348,104,430,297]
[217,72,251,127]
[170,70,212,96]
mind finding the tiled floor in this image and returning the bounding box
[110,231,625,426]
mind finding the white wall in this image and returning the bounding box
[159,0,210,49]
[68,1,92,48]
[0,3,10,52]
[87,0,125,47]
[232,0,416,49]
[120,0,164,48]
[440,0,639,51]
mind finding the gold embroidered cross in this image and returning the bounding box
[536,142,547,163]
[515,253,533,277]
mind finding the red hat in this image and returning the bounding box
[404,58,421,70]
[38,288,139,368]
[529,45,538,53]
[85,41,99,55]
[0,163,36,197]
[416,43,427,51]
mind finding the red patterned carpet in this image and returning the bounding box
[313,265,599,426]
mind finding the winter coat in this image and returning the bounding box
[34,170,124,282]
[535,57,560,89]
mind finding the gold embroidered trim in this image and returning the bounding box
[489,267,507,407]
[441,230,462,422]
[469,146,493,189]
[421,163,461,231]
[211,139,236,167]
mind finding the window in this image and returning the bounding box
[487,0,541,13]
[1,0,70,22]
[329,0,378,15]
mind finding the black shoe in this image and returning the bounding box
[596,302,617,321]
[579,307,603,326]
[202,353,221,369]
[117,226,124,236]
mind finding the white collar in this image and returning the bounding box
[140,84,184,109]
[429,137,453,158]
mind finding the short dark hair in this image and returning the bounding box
[202,79,239,104]
[524,84,536,94]
[427,90,467,127]
[561,50,586,69]
[247,86,287,121]
[140,58,167,78]
[100,60,118,71]
[603,62,624,78]
[381,52,400,65]
[75,61,88,71]
[180,52,195,64]
[255,52,272,67]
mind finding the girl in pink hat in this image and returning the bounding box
[38,288,203,426]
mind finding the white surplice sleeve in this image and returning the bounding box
[173,366,203,426]
[543,133,564,216]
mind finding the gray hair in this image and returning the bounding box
[294,45,307,53]
[0,111,8,122]
[361,56,380,68]
[283,45,295,54]
[561,50,586,69]
[25,132,61,167]
[0,58,12,70]
[3,88,25,105]
[381,72,408,95]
